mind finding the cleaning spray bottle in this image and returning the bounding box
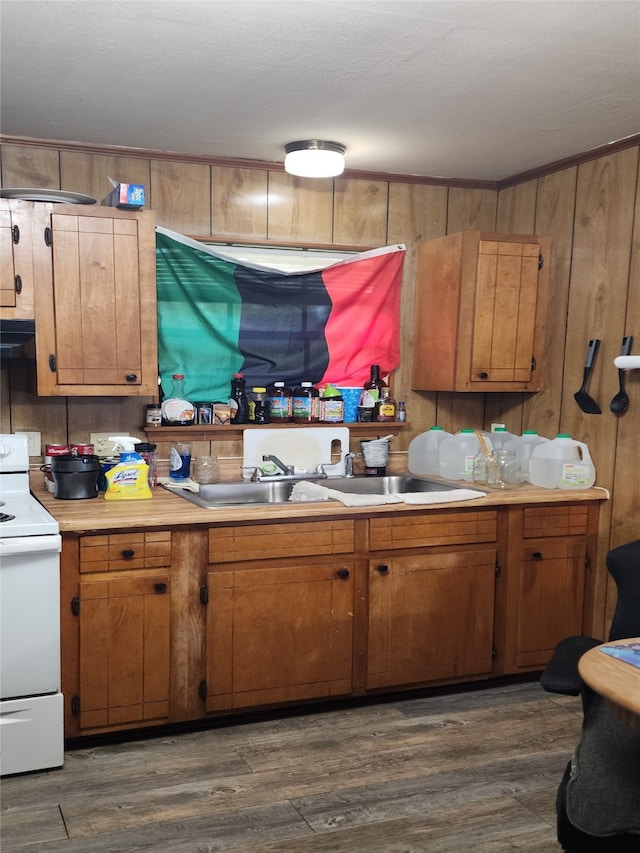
[104,436,153,500]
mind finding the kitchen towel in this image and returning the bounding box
[289,481,486,507]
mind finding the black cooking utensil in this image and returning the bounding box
[574,339,602,414]
[610,335,633,414]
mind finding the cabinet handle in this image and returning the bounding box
[44,227,52,247]
[153,582,167,593]
[12,224,20,244]
[532,551,543,560]
[48,354,57,373]
[336,568,350,579]
[122,548,135,559]
[477,372,489,379]
[14,275,22,295]
[376,564,389,573]
[125,373,138,383]
[70,596,80,616]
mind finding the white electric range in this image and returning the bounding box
[0,433,63,776]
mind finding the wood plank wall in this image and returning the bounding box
[1,140,638,637]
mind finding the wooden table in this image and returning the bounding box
[579,637,640,731]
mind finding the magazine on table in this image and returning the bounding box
[599,642,640,670]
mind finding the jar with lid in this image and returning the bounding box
[320,385,344,423]
[161,374,195,425]
[145,403,162,427]
[229,373,249,424]
[248,387,271,424]
[267,382,293,422]
[397,401,406,422]
[292,382,319,423]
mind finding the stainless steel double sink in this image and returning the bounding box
[169,474,460,509]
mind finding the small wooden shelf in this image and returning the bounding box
[145,422,410,442]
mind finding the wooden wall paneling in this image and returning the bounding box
[525,167,578,439]
[59,152,151,204]
[150,160,211,234]
[437,188,499,433]
[562,148,638,637]
[495,181,538,234]
[0,364,11,432]
[66,397,154,447]
[446,188,497,234]
[485,180,540,434]
[0,144,60,189]
[609,155,640,551]
[266,172,333,244]
[211,166,268,240]
[387,184,448,447]
[332,177,388,247]
[7,360,67,448]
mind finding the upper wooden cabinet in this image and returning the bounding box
[35,203,157,396]
[412,231,551,392]
[2,200,157,396]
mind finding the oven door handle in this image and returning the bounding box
[0,534,61,556]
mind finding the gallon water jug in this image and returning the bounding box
[529,434,596,489]
[408,426,452,475]
[503,430,549,483]
[489,426,518,450]
[438,429,488,481]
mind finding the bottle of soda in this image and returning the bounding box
[229,373,249,424]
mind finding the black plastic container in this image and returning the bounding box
[52,454,100,500]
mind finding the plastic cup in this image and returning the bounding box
[337,387,363,423]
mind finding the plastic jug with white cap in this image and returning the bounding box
[529,434,596,489]
[503,430,549,483]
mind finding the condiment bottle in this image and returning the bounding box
[292,381,319,423]
[267,382,293,422]
[375,388,397,421]
[229,373,249,424]
[161,374,195,425]
[362,364,387,410]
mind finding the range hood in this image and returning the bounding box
[0,319,36,359]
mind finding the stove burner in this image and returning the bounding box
[0,512,16,523]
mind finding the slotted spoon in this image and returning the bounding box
[610,335,633,414]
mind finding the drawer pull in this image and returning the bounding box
[376,564,389,574]
[532,551,543,560]
[477,372,489,379]
[153,582,167,593]
[122,548,135,559]
[336,568,350,579]
[14,275,22,295]
[125,373,138,382]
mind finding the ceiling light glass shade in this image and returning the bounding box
[284,140,346,178]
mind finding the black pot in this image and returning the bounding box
[52,454,100,500]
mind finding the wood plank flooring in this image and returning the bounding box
[0,680,582,852]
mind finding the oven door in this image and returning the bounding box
[0,534,62,699]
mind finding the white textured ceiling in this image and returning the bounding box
[1,0,639,181]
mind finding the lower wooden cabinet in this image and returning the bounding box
[204,561,355,711]
[60,500,601,737]
[367,548,497,690]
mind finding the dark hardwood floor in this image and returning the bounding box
[1,680,581,852]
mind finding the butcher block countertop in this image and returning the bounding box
[30,473,608,534]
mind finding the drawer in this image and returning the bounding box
[523,505,590,539]
[80,531,172,572]
[369,510,497,551]
[208,519,355,564]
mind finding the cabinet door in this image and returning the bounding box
[77,572,171,731]
[470,240,541,385]
[0,200,42,317]
[34,205,157,395]
[514,542,587,669]
[206,562,354,711]
[367,547,496,689]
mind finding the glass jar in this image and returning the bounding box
[472,450,521,489]
[193,455,220,485]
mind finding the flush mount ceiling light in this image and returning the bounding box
[284,140,346,178]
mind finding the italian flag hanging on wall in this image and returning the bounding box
[155,227,405,402]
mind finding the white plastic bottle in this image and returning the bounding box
[408,426,452,475]
[503,430,549,483]
[489,426,518,450]
[438,429,487,481]
[529,434,596,489]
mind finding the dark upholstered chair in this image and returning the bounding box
[540,538,640,852]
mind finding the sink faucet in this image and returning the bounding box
[344,452,357,477]
[262,454,294,476]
